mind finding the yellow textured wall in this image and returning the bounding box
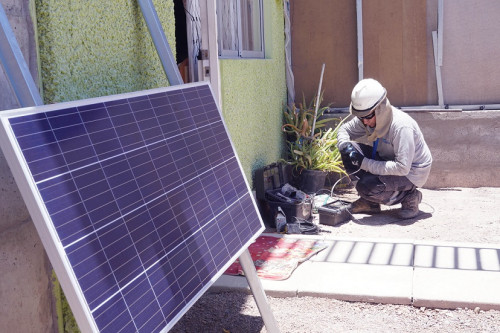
[35,0,175,104]
[219,0,287,186]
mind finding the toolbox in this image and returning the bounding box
[317,200,351,226]
[255,163,312,227]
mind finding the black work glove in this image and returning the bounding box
[339,142,356,156]
[340,143,364,173]
[349,150,364,166]
[340,143,358,173]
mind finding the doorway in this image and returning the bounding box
[174,0,190,82]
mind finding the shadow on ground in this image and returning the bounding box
[170,291,263,333]
[347,209,433,226]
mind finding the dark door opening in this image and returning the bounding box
[174,0,190,82]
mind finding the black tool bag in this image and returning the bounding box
[264,188,312,224]
[255,163,313,227]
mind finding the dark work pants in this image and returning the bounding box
[353,144,416,206]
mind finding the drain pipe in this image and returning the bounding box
[328,104,500,113]
[433,0,445,107]
[283,0,295,105]
[356,0,363,81]
[400,104,500,111]
[432,31,444,108]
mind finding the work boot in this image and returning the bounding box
[399,189,422,219]
[348,197,381,214]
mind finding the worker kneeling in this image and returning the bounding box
[337,79,433,219]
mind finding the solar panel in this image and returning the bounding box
[0,82,264,332]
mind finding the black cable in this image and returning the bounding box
[289,217,319,234]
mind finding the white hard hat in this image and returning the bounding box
[349,78,387,117]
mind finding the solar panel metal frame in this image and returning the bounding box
[0,81,265,332]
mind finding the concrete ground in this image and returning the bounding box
[212,187,500,310]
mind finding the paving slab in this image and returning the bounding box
[295,261,413,305]
[414,240,500,272]
[211,274,250,293]
[413,267,500,310]
[311,239,414,266]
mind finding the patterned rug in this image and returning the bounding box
[224,235,327,280]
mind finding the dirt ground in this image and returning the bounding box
[171,292,500,333]
[312,187,500,244]
[171,187,500,332]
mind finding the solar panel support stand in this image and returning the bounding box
[0,3,43,107]
[239,249,281,333]
[137,0,184,86]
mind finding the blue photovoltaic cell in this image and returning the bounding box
[4,83,263,332]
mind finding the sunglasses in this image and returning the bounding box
[358,111,376,121]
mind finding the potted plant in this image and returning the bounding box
[280,94,346,193]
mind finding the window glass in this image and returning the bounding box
[217,0,264,58]
[240,0,262,53]
[218,0,238,52]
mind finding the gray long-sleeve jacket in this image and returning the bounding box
[337,108,432,187]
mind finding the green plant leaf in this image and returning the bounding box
[282,101,347,176]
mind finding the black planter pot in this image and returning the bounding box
[299,169,327,194]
